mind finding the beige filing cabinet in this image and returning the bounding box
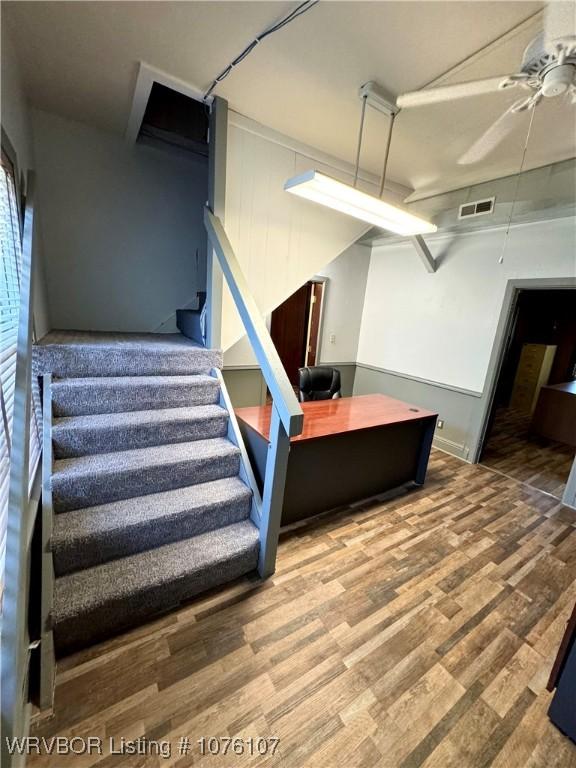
[511,343,557,414]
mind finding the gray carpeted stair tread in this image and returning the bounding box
[52,476,252,575]
[51,374,220,416]
[53,520,259,653]
[34,331,222,377]
[52,437,241,512]
[39,331,259,655]
[52,404,229,457]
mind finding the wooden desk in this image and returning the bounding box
[531,381,576,448]
[236,394,437,525]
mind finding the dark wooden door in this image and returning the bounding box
[306,282,324,367]
[270,283,311,385]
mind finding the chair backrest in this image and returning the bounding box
[298,366,342,402]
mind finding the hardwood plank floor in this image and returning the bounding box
[29,450,576,767]
[481,407,574,499]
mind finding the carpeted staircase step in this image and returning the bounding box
[52,477,252,575]
[51,374,220,416]
[34,331,222,378]
[53,519,259,654]
[52,405,229,458]
[52,438,241,513]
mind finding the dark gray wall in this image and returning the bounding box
[353,365,479,460]
[223,363,356,409]
[222,368,267,408]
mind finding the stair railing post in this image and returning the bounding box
[39,373,55,709]
[204,206,303,577]
[258,406,290,578]
[206,96,227,348]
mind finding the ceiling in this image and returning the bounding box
[4,1,575,199]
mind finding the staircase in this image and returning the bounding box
[34,331,259,655]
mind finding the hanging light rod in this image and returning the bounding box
[284,170,436,236]
[284,81,436,237]
[358,81,399,118]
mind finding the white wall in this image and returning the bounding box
[223,334,260,367]
[358,217,576,394]
[222,115,375,351]
[317,244,370,364]
[223,242,370,369]
[1,32,34,172]
[31,109,208,333]
[1,30,51,338]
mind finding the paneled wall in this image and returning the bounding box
[221,115,374,351]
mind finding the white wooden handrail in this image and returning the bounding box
[204,206,303,576]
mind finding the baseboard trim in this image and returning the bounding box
[433,434,470,461]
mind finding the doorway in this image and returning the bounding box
[480,288,576,499]
[270,280,325,386]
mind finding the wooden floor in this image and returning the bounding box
[30,450,576,767]
[482,407,574,499]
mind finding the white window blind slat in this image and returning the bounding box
[0,155,41,582]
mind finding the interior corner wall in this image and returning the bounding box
[316,243,371,365]
[221,117,373,353]
[1,30,51,339]
[222,241,370,406]
[30,109,208,333]
[355,216,576,460]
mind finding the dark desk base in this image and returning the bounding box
[549,638,576,744]
[548,601,576,744]
[239,418,435,526]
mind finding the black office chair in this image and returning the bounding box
[298,366,342,402]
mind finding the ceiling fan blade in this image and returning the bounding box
[396,75,523,109]
[458,101,526,165]
[544,1,576,51]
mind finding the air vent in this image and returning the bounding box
[458,197,495,219]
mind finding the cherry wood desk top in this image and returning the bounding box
[235,394,437,443]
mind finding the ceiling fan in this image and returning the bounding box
[396,2,576,164]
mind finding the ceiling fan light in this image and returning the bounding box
[284,170,437,236]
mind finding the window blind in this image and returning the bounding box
[0,152,41,582]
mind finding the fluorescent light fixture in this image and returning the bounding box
[284,170,437,236]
